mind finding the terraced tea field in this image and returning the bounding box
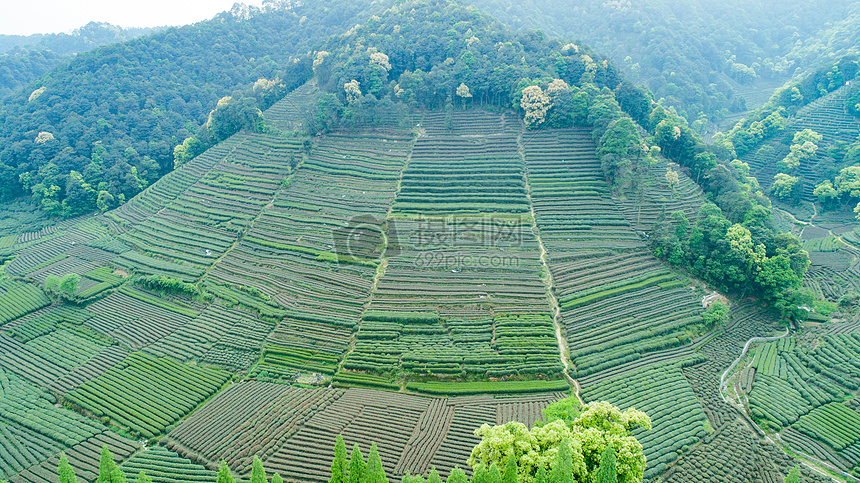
[161,380,564,480]
[742,83,860,202]
[0,85,835,483]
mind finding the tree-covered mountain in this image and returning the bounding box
[0,0,388,216]
[467,0,860,131]
[0,22,164,99]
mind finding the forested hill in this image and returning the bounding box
[0,22,163,100]
[0,0,387,216]
[468,0,860,130]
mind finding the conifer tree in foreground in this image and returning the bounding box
[447,467,468,483]
[58,453,78,483]
[135,471,152,483]
[330,435,349,483]
[217,460,236,483]
[548,439,574,483]
[365,443,388,483]
[251,456,267,483]
[487,463,502,483]
[502,453,517,483]
[593,446,618,483]
[96,446,121,483]
[427,468,442,483]
[348,444,367,483]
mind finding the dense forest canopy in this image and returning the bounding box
[467,0,860,130]
[0,0,388,216]
[0,22,163,99]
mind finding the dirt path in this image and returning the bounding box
[720,327,790,404]
[519,133,584,406]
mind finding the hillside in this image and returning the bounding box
[0,22,163,99]
[0,87,825,483]
[0,0,388,217]
[0,0,858,482]
[469,0,860,132]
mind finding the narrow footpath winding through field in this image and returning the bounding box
[520,134,584,405]
[720,327,790,404]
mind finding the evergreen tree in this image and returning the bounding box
[427,468,442,483]
[548,440,574,483]
[348,444,366,483]
[109,467,126,483]
[135,472,152,483]
[96,446,117,483]
[533,467,547,483]
[501,453,517,483]
[593,446,617,483]
[330,435,349,483]
[58,453,78,483]
[217,461,236,483]
[272,473,284,483]
[447,467,467,483]
[487,463,502,483]
[471,464,489,483]
[402,472,426,483]
[251,456,267,483]
[365,443,388,483]
[784,466,801,483]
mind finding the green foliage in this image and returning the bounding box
[96,446,116,483]
[447,467,468,483]
[135,275,199,297]
[330,435,348,483]
[770,174,800,202]
[134,472,152,483]
[548,439,575,483]
[217,461,236,483]
[469,401,651,483]
[502,453,517,483]
[702,301,730,329]
[784,466,800,483]
[272,474,284,483]
[348,444,366,483]
[651,202,808,319]
[251,456,266,483]
[593,446,618,483]
[58,453,78,483]
[58,273,81,295]
[365,443,387,483]
[539,397,581,426]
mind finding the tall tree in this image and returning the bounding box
[348,444,366,483]
[272,473,285,483]
[533,467,547,483]
[427,468,442,483]
[251,456,267,483]
[783,466,801,483]
[330,435,349,483]
[365,443,388,483]
[135,472,152,483]
[96,446,117,483]
[487,463,502,483]
[217,461,236,483]
[548,440,574,483]
[593,446,618,483]
[447,467,468,483]
[108,467,126,483]
[58,453,78,483]
[502,453,517,483]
